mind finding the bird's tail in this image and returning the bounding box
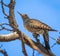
[49,29,57,32]
[43,30,51,50]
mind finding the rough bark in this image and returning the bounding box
[0,32,55,56]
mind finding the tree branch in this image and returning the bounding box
[1,0,8,17]
[0,23,13,31]
[0,49,8,56]
[0,45,8,56]
[0,32,55,56]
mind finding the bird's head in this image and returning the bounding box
[17,12,29,21]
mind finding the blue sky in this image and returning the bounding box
[0,0,60,56]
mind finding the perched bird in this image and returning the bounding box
[18,12,57,51]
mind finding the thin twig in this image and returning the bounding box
[51,43,56,48]
[0,24,13,31]
[21,34,28,56]
[0,45,8,56]
[50,36,56,41]
[32,50,34,56]
[0,23,9,26]
[15,28,28,56]
[2,2,8,7]
[0,27,13,31]
[1,0,8,16]
[0,49,8,56]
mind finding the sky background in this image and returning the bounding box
[0,0,60,56]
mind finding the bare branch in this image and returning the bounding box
[1,0,8,16]
[51,37,60,47]
[6,0,27,56]
[51,43,56,48]
[32,50,35,56]
[0,49,8,56]
[56,38,60,44]
[0,23,9,26]
[0,23,13,32]
[0,45,8,56]
[0,32,55,56]
[14,28,28,56]
[8,0,18,30]
[0,27,13,31]
[50,36,56,41]
[0,32,19,41]
[0,45,3,48]
[21,38,28,56]
[2,2,8,7]
[21,34,28,56]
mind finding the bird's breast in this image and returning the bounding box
[24,24,44,34]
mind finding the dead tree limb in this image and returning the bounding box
[0,45,8,56]
[0,32,55,56]
[0,49,8,56]
[1,0,8,17]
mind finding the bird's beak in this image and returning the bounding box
[17,11,22,16]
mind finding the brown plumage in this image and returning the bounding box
[18,12,57,50]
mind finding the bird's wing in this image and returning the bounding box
[25,19,56,31]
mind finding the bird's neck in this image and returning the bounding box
[22,17,30,23]
[24,18,30,23]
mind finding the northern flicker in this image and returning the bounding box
[18,12,57,50]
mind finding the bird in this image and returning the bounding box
[17,12,57,51]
